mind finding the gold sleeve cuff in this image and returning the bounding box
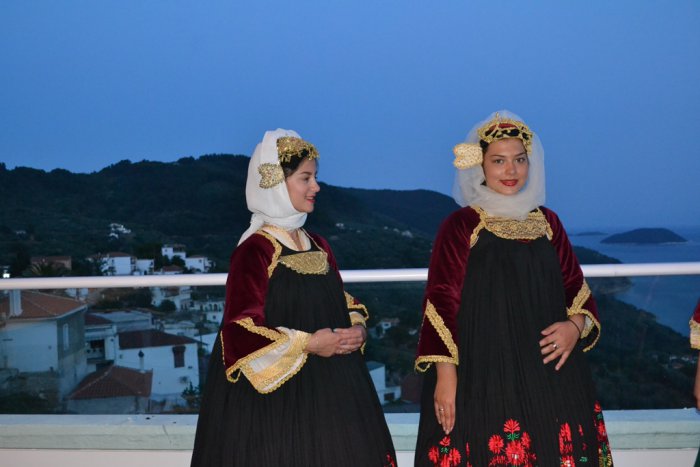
[345,291,369,319]
[414,300,459,372]
[349,311,367,327]
[690,319,700,350]
[566,281,601,351]
[226,320,311,394]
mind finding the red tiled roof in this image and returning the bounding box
[0,291,86,320]
[119,329,197,349]
[67,365,152,400]
[85,312,113,325]
[105,252,134,258]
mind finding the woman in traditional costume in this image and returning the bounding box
[691,300,700,467]
[414,111,613,466]
[191,129,396,467]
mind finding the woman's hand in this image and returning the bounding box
[333,325,367,355]
[305,328,342,357]
[434,362,457,434]
[539,315,584,371]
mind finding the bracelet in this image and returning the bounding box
[567,317,583,338]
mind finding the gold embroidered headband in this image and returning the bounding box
[258,136,319,189]
[453,113,534,170]
[276,136,319,163]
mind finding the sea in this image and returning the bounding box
[570,226,700,337]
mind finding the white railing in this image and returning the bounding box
[1,262,700,466]
[2,262,700,290]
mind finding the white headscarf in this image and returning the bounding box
[238,128,308,245]
[452,110,546,220]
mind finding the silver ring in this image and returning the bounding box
[438,408,444,412]
[552,343,558,350]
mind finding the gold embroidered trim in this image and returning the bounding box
[256,230,282,277]
[477,112,533,154]
[235,317,283,341]
[279,251,329,275]
[345,292,369,320]
[349,311,367,327]
[414,300,459,372]
[566,281,601,351]
[473,206,549,241]
[470,216,487,247]
[415,355,459,373]
[225,334,287,383]
[258,163,285,189]
[219,331,242,382]
[224,324,311,393]
[690,319,700,350]
[277,136,319,163]
[244,331,310,394]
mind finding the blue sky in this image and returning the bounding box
[1,1,699,230]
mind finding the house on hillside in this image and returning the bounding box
[135,259,154,275]
[117,329,199,407]
[151,285,191,311]
[0,291,89,404]
[161,244,186,261]
[84,310,154,372]
[88,252,135,276]
[84,313,118,372]
[162,244,213,273]
[66,365,152,414]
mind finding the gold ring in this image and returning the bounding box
[552,343,558,350]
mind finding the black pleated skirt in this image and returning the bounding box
[415,231,613,467]
[191,245,396,467]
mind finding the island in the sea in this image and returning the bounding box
[602,228,687,244]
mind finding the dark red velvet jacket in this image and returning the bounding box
[415,206,600,371]
[219,231,363,380]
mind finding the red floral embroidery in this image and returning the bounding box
[427,436,462,467]
[593,401,613,466]
[384,453,396,467]
[559,422,573,457]
[489,435,504,453]
[486,419,536,466]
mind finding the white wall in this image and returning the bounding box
[0,321,58,371]
[117,344,199,399]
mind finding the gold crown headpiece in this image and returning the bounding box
[453,113,533,170]
[258,136,319,189]
[276,136,319,163]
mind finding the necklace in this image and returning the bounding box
[263,224,305,251]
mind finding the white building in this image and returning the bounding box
[161,244,186,261]
[89,252,135,276]
[0,291,89,401]
[116,330,199,406]
[151,286,192,311]
[185,256,212,273]
[83,313,119,372]
[161,244,212,273]
[189,299,225,324]
[135,259,154,275]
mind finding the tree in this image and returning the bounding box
[159,299,177,313]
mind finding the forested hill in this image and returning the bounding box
[0,155,458,273]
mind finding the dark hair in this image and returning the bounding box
[281,156,317,178]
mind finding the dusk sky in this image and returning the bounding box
[1,1,699,230]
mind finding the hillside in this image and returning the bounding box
[0,156,456,274]
[0,156,694,411]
